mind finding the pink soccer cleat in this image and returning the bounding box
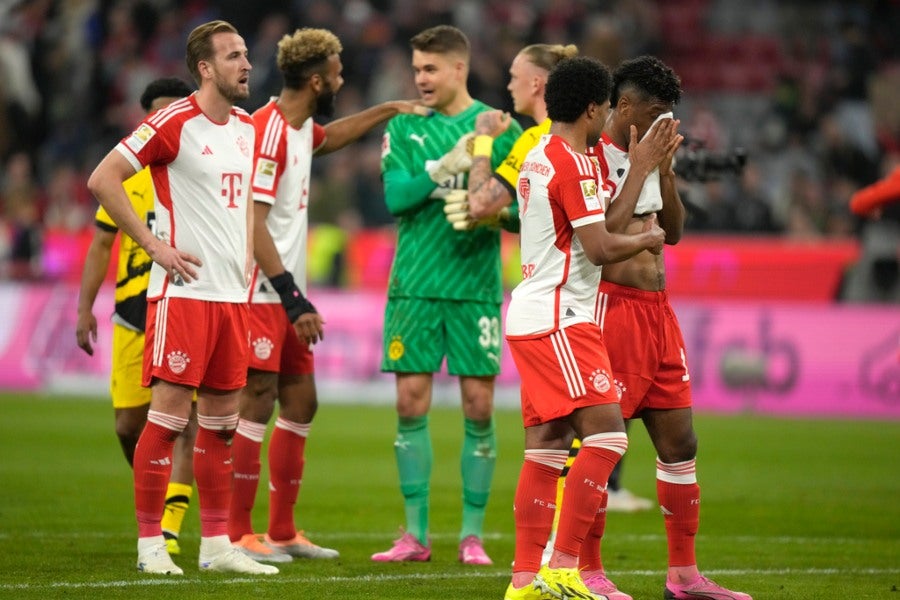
[370,532,431,562]
[664,575,752,600]
[583,572,632,600]
[458,535,493,565]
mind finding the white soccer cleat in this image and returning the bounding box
[137,536,184,575]
[606,488,655,512]
[199,535,279,574]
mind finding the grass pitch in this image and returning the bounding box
[0,393,898,599]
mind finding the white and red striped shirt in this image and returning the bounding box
[506,134,609,338]
[115,94,255,303]
[248,99,326,304]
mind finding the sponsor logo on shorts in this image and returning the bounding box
[590,368,611,393]
[253,336,274,360]
[166,350,191,375]
[388,335,405,361]
[613,377,626,400]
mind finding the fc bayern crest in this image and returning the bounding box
[167,350,191,375]
[253,337,274,360]
[590,368,611,393]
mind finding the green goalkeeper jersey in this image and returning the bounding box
[381,100,522,303]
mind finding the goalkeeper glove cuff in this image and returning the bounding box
[269,271,316,322]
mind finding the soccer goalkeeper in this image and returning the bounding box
[372,25,522,566]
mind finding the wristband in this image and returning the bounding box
[472,135,494,158]
[269,271,316,322]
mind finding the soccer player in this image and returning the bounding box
[76,77,197,557]
[503,56,665,600]
[87,20,277,576]
[227,27,429,564]
[449,43,577,227]
[586,55,752,600]
[372,25,522,565]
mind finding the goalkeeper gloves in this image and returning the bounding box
[269,271,317,322]
[426,133,475,184]
[443,189,511,231]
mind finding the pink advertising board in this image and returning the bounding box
[1,284,897,419]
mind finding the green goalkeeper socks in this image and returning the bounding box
[460,417,496,540]
[395,415,432,545]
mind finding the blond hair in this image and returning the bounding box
[520,44,578,72]
[277,28,343,89]
[185,20,239,85]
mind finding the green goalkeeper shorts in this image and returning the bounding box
[381,297,502,377]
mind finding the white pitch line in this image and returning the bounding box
[0,531,892,546]
[1,568,899,592]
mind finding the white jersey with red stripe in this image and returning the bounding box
[248,98,326,304]
[115,94,255,303]
[506,134,609,338]
[589,131,662,214]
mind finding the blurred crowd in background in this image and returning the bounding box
[1,0,898,300]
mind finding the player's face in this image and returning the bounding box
[411,49,464,111]
[205,31,251,102]
[315,53,344,118]
[627,94,673,141]
[587,99,610,147]
[507,53,545,118]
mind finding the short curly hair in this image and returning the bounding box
[277,28,343,89]
[610,55,682,108]
[545,56,612,123]
[139,78,192,112]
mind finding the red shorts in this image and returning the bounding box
[247,303,313,376]
[508,322,620,428]
[597,281,691,419]
[144,298,250,391]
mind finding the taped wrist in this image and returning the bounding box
[269,271,316,322]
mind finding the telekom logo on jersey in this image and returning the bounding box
[221,173,243,208]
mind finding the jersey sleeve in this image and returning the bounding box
[551,149,606,228]
[115,116,177,174]
[251,111,286,206]
[312,122,326,154]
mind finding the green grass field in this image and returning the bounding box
[0,393,898,599]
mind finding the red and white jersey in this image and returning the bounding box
[506,134,609,338]
[115,94,255,303]
[590,128,664,215]
[248,99,326,304]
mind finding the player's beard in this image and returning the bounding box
[216,75,250,103]
[315,87,336,118]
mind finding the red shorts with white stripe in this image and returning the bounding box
[597,280,691,419]
[143,297,250,391]
[247,303,314,376]
[508,322,620,428]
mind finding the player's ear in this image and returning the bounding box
[309,72,324,93]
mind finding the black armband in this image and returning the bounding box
[269,271,316,322]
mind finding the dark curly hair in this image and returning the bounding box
[139,77,193,112]
[545,56,612,123]
[610,55,682,108]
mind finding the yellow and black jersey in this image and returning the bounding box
[493,118,552,195]
[95,167,155,331]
